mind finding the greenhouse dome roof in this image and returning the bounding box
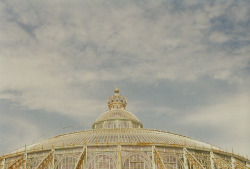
[13,87,220,153]
[16,128,220,153]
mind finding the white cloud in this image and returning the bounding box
[182,93,250,155]
[0,0,249,113]
[209,31,230,43]
[0,0,249,156]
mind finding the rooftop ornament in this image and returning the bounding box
[107,86,127,110]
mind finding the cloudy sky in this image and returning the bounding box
[0,0,249,158]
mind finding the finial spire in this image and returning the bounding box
[107,87,127,110]
[114,86,119,94]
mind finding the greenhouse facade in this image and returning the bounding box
[0,87,249,169]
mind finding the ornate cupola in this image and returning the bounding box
[107,86,127,110]
[92,87,143,129]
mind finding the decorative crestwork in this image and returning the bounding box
[107,87,127,110]
[92,87,143,129]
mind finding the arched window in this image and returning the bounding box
[29,159,44,169]
[162,155,183,169]
[123,154,151,169]
[29,157,52,169]
[56,157,77,169]
[88,154,116,169]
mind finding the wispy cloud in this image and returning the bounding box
[0,0,249,155]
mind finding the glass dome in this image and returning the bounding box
[0,87,249,169]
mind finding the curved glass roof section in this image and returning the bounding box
[92,87,143,129]
[16,128,220,153]
[12,87,224,156]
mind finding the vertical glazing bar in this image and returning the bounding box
[210,152,215,169]
[74,146,86,169]
[231,157,235,169]
[152,146,155,169]
[183,148,189,169]
[52,149,55,169]
[117,145,122,169]
[85,146,88,168]
[24,153,27,169]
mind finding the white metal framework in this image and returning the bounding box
[1,87,249,169]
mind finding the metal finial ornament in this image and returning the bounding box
[107,87,127,110]
[114,86,119,94]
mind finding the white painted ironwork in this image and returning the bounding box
[232,157,235,169]
[183,149,189,169]
[93,87,143,129]
[184,148,205,169]
[152,146,156,169]
[35,150,54,169]
[24,153,27,169]
[247,163,250,169]
[210,152,215,169]
[117,145,122,169]
[74,147,86,169]
[107,86,127,110]
[0,158,5,169]
[211,152,232,168]
[52,149,55,169]
[1,87,249,169]
[6,88,220,153]
[153,146,166,169]
[7,154,26,169]
[232,157,247,169]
